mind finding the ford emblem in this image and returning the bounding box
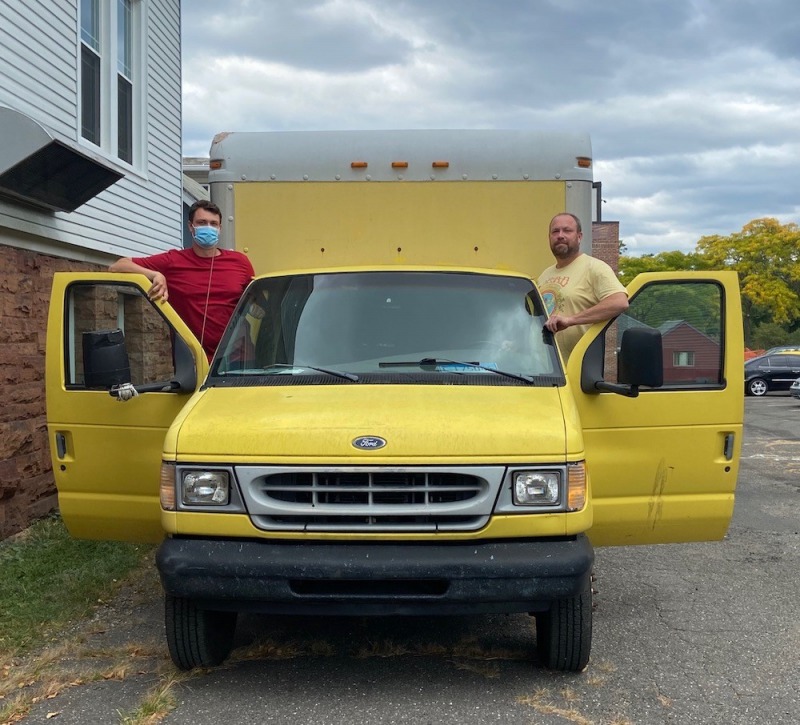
[352,436,387,450]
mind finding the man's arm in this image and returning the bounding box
[544,292,628,333]
[108,258,169,302]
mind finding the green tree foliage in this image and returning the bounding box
[619,218,800,346]
[619,250,709,286]
[696,219,800,338]
[750,322,793,351]
[622,280,722,341]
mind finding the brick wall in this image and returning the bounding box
[591,221,621,271]
[0,244,102,540]
[591,221,622,374]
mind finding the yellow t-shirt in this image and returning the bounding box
[537,254,627,360]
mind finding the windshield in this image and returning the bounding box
[210,271,561,385]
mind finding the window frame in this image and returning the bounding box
[591,279,727,391]
[65,281,179,390]
[673,351,696,368]
[78,0,145,169]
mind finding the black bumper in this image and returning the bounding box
[156,535,593,616]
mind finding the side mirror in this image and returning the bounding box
[618,328,664,388]
[82,328,198,397]
[82,329,131,388]
[581,326,663,397]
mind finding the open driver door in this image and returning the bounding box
[46,273,207,543]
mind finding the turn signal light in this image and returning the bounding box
[568,463,587,511]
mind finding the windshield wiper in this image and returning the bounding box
[262,364,359,382]
[379,358,533,384]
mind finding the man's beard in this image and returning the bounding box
[553,243,572,258]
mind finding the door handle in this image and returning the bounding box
[723,433,735,461]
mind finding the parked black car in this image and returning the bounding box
[744,353,800,396]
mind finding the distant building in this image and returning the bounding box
[183,156,210,189]
[616,315,721,385]
[658,320,721,384]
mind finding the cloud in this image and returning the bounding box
[180,0,800,255]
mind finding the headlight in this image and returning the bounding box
[513,471,561,506]
[181,470,230,506]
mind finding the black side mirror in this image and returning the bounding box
[618,328,664,388]
[582,326,663,397]
[82,329,131,388]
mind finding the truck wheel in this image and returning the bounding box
[165,594,237,670]
[746,378,768,396]
[535,584,592,672]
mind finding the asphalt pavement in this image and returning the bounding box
[16,395,800,724]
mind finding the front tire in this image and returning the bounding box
[747,378,768,396]
[535,584,592,672]
[165,594,237,670]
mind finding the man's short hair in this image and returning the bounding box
[188,199,222,223]
[550,212,582,233]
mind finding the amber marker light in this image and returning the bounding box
[568,462,587,511]
[160,463,176,511]
[391,161,409,168]
[431,160,450,168]
[576,156,592,168]
[351,161,368,168]
[209,159,223,170]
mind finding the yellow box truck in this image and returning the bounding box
[46,130,743,672]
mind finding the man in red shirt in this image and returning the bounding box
[109,200,254,360]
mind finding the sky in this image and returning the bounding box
[181,0,800,256]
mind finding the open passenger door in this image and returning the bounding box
[46,273,207,543]
[571,271,744,546]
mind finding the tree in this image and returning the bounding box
[750,322,793,351]
[696,219,800,343]
[619,218,800,346]
[618,250,709,286]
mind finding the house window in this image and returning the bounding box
[673,351,695,367]
[80,0,101,145]
[79,0,141,166]
[117,0,134,163]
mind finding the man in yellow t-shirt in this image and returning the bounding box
[537,213,629,361]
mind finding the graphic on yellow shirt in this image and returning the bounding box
[540,288,559,316]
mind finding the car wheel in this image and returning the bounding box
[165,594,237,670]
[535,582,592,672]
[747,378,769,397]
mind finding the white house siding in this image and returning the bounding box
[0,0,183,262]
[0,3,77,140]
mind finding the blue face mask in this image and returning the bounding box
[193,225,220,248]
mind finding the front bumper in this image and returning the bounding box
[156,535,594,616]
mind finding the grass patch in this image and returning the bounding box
[0,513,153,656]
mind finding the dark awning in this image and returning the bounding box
[0,106,123,213]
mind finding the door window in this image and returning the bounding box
[600,280,724,388]
[65,282,177,389]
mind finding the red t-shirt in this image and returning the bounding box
[133,248,254,359]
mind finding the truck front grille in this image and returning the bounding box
[236,466,503,532]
